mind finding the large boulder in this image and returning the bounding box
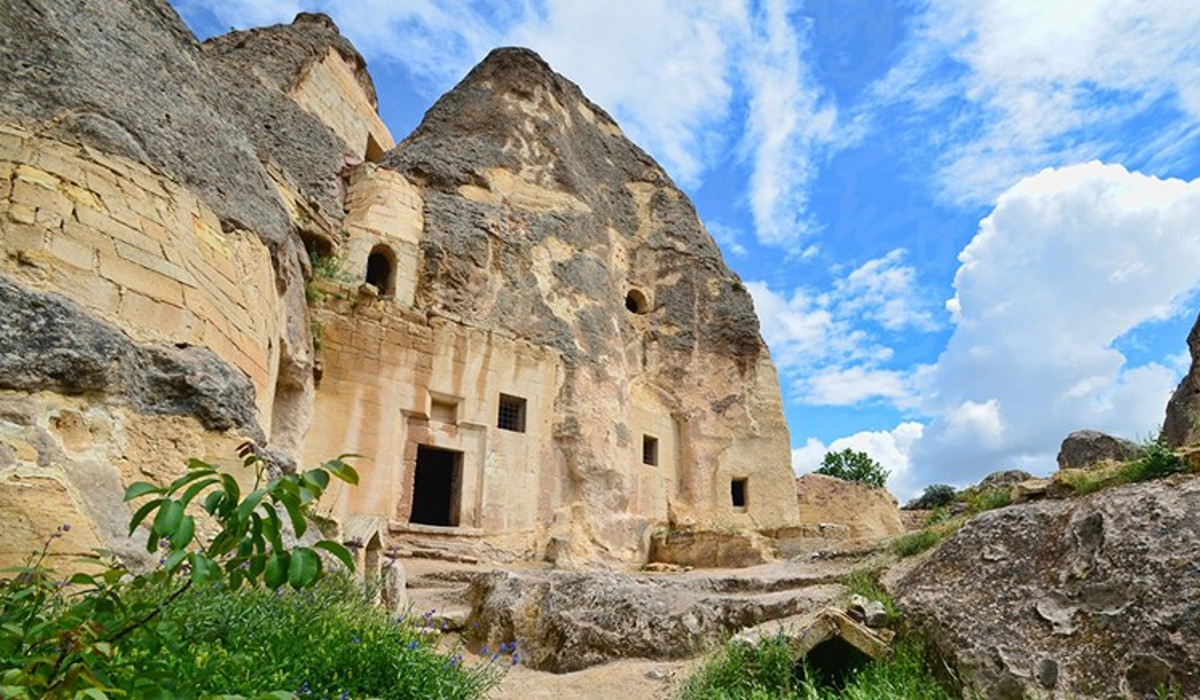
[1164,312,1200,447]
[794,473,905,539]
[894,475,1200,698]
[1056,430,1141,470]
[465,568,843,672]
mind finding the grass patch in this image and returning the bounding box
[117,574,508,698]
[891,528,945,558]
[1058,438,1192,496]
[842,569,898,620]
[676,633,955,699]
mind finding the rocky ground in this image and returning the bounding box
[396,538,886,698]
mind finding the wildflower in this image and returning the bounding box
[512,652,520,666]
[481,645,490,656]
[407,640,419,651]
[61,524,71,532]
[351,635,361,644]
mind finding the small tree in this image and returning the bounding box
[815,448,889,489]
[910,483,957,509]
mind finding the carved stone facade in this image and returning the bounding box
[0,7,799,567]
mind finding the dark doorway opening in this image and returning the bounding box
[797,637,873,690]
[410,446,462,527]
[365,245,395,295]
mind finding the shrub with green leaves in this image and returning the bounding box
[910,484,957,510]
[0,445,511,698]
[815,448,890,489]
[892,528,945,558]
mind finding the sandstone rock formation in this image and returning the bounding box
[0,2,799,568]
[894,475,1200,698]
[793,473,905,539]
[465,566,844,672]
[1164,312,1200,447]
[1056,430,1142,470]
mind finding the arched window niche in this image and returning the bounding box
[365,244,397,297]
[625,288,650,314]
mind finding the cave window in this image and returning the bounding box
[365,134,385,163]
[731,478,747,509]
[365,245,396,296]
[497,394,527,433]
[642,435,659,466]
[625,289,649,314]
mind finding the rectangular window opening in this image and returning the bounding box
[731,478,747,509]
[430,398,458,424]
[642,435,659,466]
[497,394,527,433]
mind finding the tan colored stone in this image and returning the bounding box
[793,473,905,539]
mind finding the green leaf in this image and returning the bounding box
[261,507,285,552]
[190,554,220,583]
[220,474,241,505]
[151,500,184,537]
[313,540,356,572]
[166,467,219,495]
[128,498,166,535]
[187,458,213,471]
[235,488,268,522]
[324,459,359,485]
[202,490,224,515]
[277,492,307,539]
[169,515,195,551]
[288,547,321,589]
[264,552,289,589]
[179,477,220,508]
[123,481,163,501]
[165,549,187,572]
[302,469,330,491]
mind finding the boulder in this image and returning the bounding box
[1164,312,1200,447]
[894,475,1200,697]
[794,473,905,539]
[464,569,843,672]
[1056,430,1141,470]
[978,469,1033,490]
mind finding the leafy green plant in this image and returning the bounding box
[143,574,510,698]
[843,569,899,621]
[0,445,359,697]
[815,448,890,489]
[962,486,1011,515]
[911,484,957,509]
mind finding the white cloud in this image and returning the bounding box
[903,162,1200,485]
[874,0,1200,203]
[704,220,749,257]
[740,0,837,248]
[748,248,937,406]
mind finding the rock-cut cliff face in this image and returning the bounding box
[1164,312,1200,447]
[0,2,798,567]
[382,48,797,554]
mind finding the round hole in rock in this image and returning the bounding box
[625,289,649,314]
[796,636,873,690]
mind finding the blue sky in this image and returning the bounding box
[174,0,1200,498]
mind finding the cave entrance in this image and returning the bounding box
[797,636,873,690]
[409,445,462,527]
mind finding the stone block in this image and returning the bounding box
[97,252,183,306]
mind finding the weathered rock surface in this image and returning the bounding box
[466,565,847,672]
[794,473,905,539]
[1164,312,1200,448]
[894,475,1200,698]
[978,469,1033,490]
[1056,430,1142,470]
[0,276,261,438]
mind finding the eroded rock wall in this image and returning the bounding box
[371,48,796,560]
[1164,312,1200,447]
[894,476,1200,698]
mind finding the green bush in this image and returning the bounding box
[0,447,511,698]
[910,484,957,509]
[963,486,1011,515]
[141,575,508,698]
[815,449,890,489]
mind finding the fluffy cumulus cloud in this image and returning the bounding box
[175,0,839,247]
[872,163,1200,489]
[875,0,1200,203]
[748,248,935,406]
